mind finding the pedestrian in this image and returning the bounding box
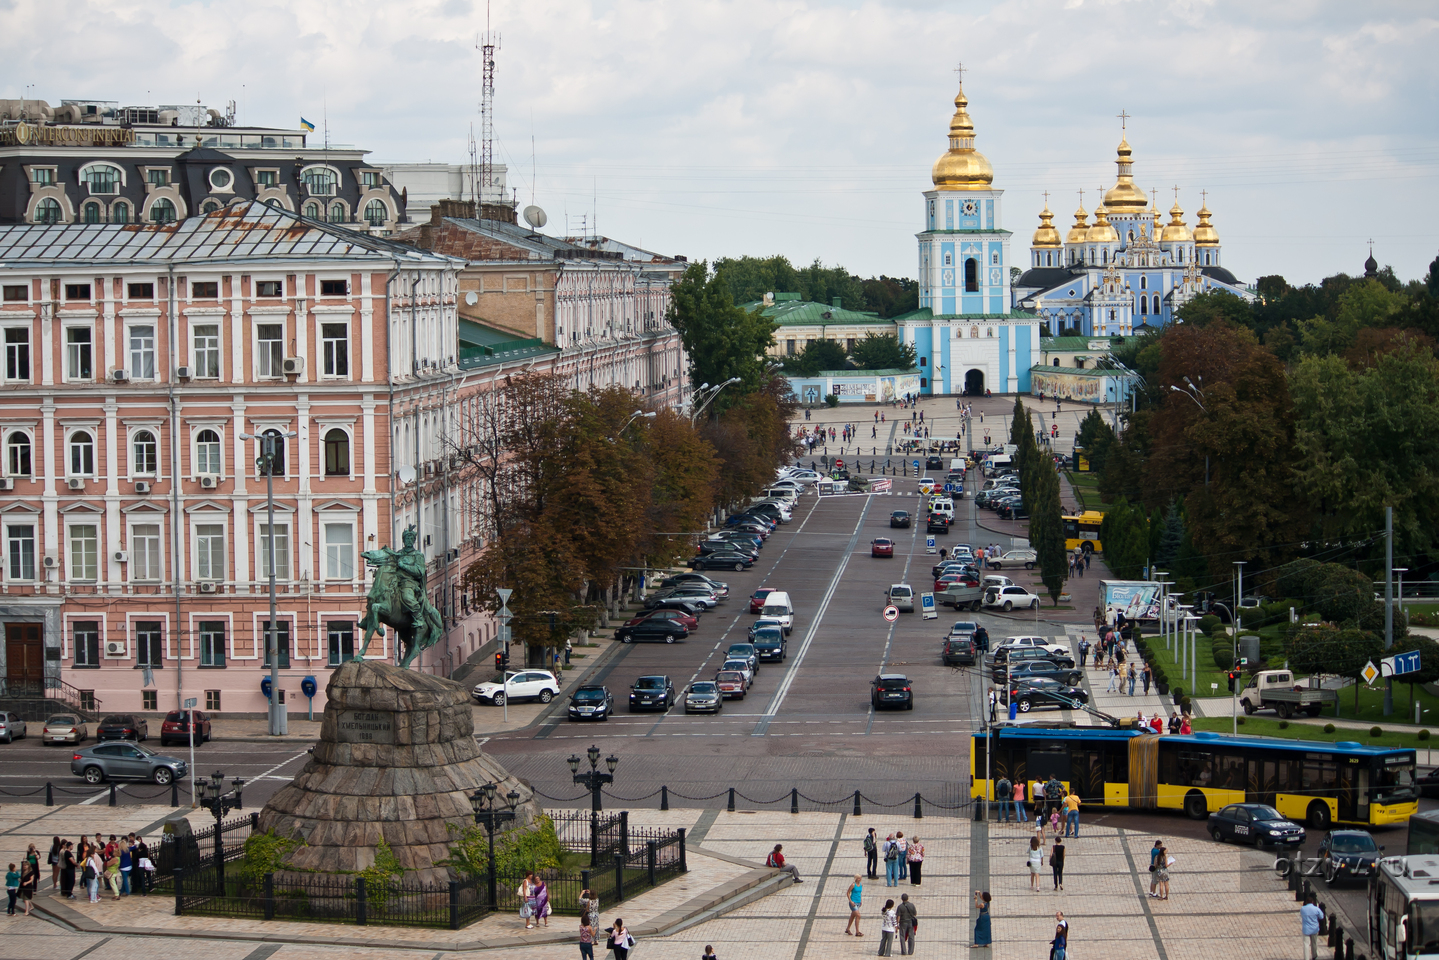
[608,918,635,960]
[883,834,901,886]
[5,863,17,916]
[703,947,719,960]
[878,899,898,956]
[1050,921,1068,960]
[907,836,925,885]
[17,860,38,915]
[1084,552,1091,572]
[865,827,880,879]
[1142,662,1152,696]
[897,893,918,955]
[1106,663,1120,692]
[1154,845,1171,899]
[1027,836,1044,891]
[766,844,802,883]
[102,849,121,900]
[134,839,153,896]
[988,686,998,724]
[1301,893,1325,960]
[119,837,132,895]
[1063,789,1080,836]
[846,875,865,936]
[1051,838,1065,891]
[532,875,551,927]
[973,890,992,947]
[1013,779,1028,822]
[60,841,76,899]
[1180,714,1192,735]
[894,831,909,881]
[1168,713,1181,735]
[1048,807,1061,838]
[1127,662,1138,696]
[578,915,597,960]
[1147,839,1164,898]
[1044,776,1064,817]
[84,848,101,903]
[47,836,61,891]
[996,775,1013,822]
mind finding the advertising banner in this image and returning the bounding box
[1029,369,1107,403]
[1101,580,1162,622]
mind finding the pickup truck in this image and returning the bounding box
[1239,670,1338,719]
[936,582,985,612]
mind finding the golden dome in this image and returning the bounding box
[1160,201,1190,243]
[1086,203,1118,243]
[931,85,995,191]
[1066,202,1090,244]
[1032,203,1061,248]
[1193,201,1218,246]
[1102,136,1149,212]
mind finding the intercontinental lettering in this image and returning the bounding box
[335,709,396,744]
[1,123,137,146]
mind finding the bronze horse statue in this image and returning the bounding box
[352,527,445,668]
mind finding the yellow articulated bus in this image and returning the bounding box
[971,725,1417,830]
[1062,511,1105,554]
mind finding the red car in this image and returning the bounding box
[749,587,777,613]
[871,538,895,558]
[624,609,699,631]
[715,670,749,699]
[935,573,968,592]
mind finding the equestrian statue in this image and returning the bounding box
[353,526,445,668]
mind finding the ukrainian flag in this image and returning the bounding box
[300,118,316,132]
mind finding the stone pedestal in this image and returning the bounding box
[256,659,538,885]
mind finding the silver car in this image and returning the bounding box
[70,742,187,785]
[684,682,723,714]
[0,711,27,743]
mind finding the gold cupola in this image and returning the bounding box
[1032,203,1061,248]
[1087,202,1118,243]
[1193,201,1219,246]
[931,85,994,191]
[1161,201,1190,243]
[1102,136,1149,213]
[1066,201,1090,244]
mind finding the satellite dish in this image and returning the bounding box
[465,291,478,306]
[396,465,417,486]
[523,205,548,229]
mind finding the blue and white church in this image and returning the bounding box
[892,84,1041,396]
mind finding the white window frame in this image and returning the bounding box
[191,613,233,667]
[128,521,163,581]
[193,427,224,478]
[64,325,94,382]
[322,521,355,580]
[66,614,107,666]
[192,322,221,378]
[127,322,157,380]
[255,322,285,378]
[5,522,36,581]
[126,612,171,664]
[4,325,31,383]
[66,521,100,582]
[321,426,352,478]
[66,428,96,477]
[320,321,349,378]
[255,520,292,583]
[192,517,227,583]
[5,430,32,478]
[130,427,160,478]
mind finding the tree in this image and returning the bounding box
[858,276,919,318]
[1283,626,1381,716]
[782,338,849,376]
[1154,500,1185,569]
[848,333,917,371]
[1031,467,1067,604]
[1075,408,1115,469]
[668,262,777,414]
[1098,499,1149,580]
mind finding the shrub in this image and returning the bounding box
[1370,726,1384,738]
[1421,729,1431,741]
[1324,723,1336,733]
[241,829,305,886]
[1237,716,1246,726]
[1199,614,1221,636]
[1213,646,1233,671]
[1171,686,1183,700]
[1278,720,1289,729]
[824,393,840,408]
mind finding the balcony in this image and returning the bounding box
[85,181,119,196]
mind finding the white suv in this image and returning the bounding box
[983,585,1042,612]
[999,635,1070,658]
[472,670,561,707]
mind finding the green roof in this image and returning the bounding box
[739,297,889,327]
[457,317,556,369]
[811,367,920,377]
[1028,364,1112,378]
[889,308,1041,323]
[1040,336,1118,351]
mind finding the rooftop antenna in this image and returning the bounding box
[476,0,500,212]
[467,121,479,208]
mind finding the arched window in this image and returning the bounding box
[260,429,285,476]
[1138,296,1147,315]
[112,201,129,224]
[1205,252,1212,265]
[328,202,346,223]
[364,200,388,226]
[304,202,320,219]
[69,431,94,475]
[1153,295,1161,314]
[964,259,978,292]
[1101,249,1108,265]
[34,198,62,224]
[82,164,121,193]
[324,429,350,476]
[1053,358,1060,367]
[132,430,157,475]
[200,199,221,214]
[149,198,176,223]
[196,429,222,475]
[83,202,102,224]
[6,432,31,476]
[1139,275,1147,290]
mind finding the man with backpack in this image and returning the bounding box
[864,828,879,879]
[882,834,902,886]
[1044,776,1065,817]
[995,776,1013,822]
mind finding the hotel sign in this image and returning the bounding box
[1,123,136,146]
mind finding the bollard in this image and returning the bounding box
[1303,880,1313,902]
[1328,915,1340,948]
[660,785,669,812]
[356,877,367,925]
[647,840,658,888]
[614,852,625,902]
[728,787,736,812]
[45,782,53,806]
[1332,923,1343,960]
[913,792,923,819]
[854,790,862,816]
[171,778,179,807]
[677,828,687,872]
[264,872,276,921]
[174,866,184,916]
[791,788,799,814]
[448,879,459,930]
[109,782,116,806]
[1345,936,1354,960]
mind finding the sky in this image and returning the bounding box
[2,0,1437,288]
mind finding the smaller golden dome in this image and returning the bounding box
[1032,203,1061,248]
[1086,203,1118,243]
[1102,136,1149,212]
[1160,201,1190,243]
[1066,202,1090,244]
[1193,201,1218,246]
[931,85,995,191]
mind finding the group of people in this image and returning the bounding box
[1067,550,1091,578]
[860,829,927,887]
[8,834,156,909]
[992,776,1083,837]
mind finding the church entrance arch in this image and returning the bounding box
[964,369,985,396]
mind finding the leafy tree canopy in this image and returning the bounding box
[781,337,850,376]
[848,333,917,371]
[668,261,777,412]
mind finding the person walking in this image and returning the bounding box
[973,891,993,947]
[578,915,597,960]
[1050,920,1068,960]
[134,839,153,896]
[118,838,132,895]
[1148,838,1164,898]
[1044,776,1064,818]
[18,860,38,915]
[883,834,901,886]
[1154,845,1171,899]
[608,918,635,960]
[1028,837,1044,891]
[1180,714,1192,735]
[1106,663,1120,692]
[5,863,18,916]
[865,828,880,879]
[907,836,925,885]
[47,837,61,892]
[59,841,76,899]
[1051,838,1066,891]
[996,776,1012,822]
[84,848,101,903]
[1013,780,1028,823]
[766,844,802,883]
[878,899,898,957]
[519,873,537,928]
[897,893,918,955]
[532,876,551,927]
[846,875,865,937]
[1127,662,1138,696]
[1301,893,1325,960]
[1141,662,1152,695]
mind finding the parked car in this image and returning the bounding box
[97,715,149,742]
[872,538,895,558]
[660,573,727,593]
[699,538,757,560]
[748,617,785,641]
[990,549,1038,570]
[623,608,698,632]
[567,685,614,721]
[42,714,86,746]
[997,636,1071,658]
[71,742,187,785]
[749,587,777,613]
[715,671,749,699]
[890,511,912,529]
[987,646,1076,670]
[629,676,676,712]
[160,710,212,747]
[998,501,1030,521]
[995,660,1084,686]
[942,634,975,665]
[1002,678,1089,712]
[1207,803,1305,848]
[690,551,754,571]
[685,681,724,713]
[870,674,914,710]
[983,584,1042,611]
[616,618,688,644]
[0,711,27,743]
[1318,830,1382,882]
[473,670,561,706]
[646,597,708,617]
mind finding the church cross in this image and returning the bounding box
[1368,238,1374,254]
[1077,188,1084,205]
[1042,190,1050,205]
[1173,184,1181,202]
[953,62,966,85]
[1201,189,1208,206]
[1116,109,1130,129]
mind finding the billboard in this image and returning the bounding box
[1101,579,1162,622]
[787,373,922,404]
[1029,369,1107,403]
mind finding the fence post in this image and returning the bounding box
[620,810,630,858]
[45,782,52,806]
[647,841,657,888]
[109,782,116,806]
[854,790,862,816]
[660,785,669,812]
[1345,936,1354,960]
[250,811,258,828]
[170,778,178,807]
[174,866,184,916]
[581,868,591,894]
[263,872,275,921]
[1329,916,1341,948]
[913,793,923,819]
[614,852,625,902]
[487,852,498,915]
[677,829,687,873]
[791,788,799,814]
[449,879,459,931]
[727,787,735,812]
[356,877,367,925]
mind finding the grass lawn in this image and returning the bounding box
[1190,715,1436,751]
[1062,471,1109,514]
[1143,631,1228,701]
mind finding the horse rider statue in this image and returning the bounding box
[352,525,445,668]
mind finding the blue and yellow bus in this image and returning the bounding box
[971,725,1417,830]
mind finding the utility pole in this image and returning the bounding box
[1384,505,1394,716]
[497,587,513,723]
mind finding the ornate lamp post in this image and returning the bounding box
[469,782,520,909]
[567,745,618,865]
[195,771,244,891]
[238,429,297,735]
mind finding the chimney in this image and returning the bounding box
[832,297,842,308]
[432,198,477,224]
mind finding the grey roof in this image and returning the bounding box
[1015,267,1082,290]
[0,201,457,267]
[1200,265,1241,286]
[436,217,681,266]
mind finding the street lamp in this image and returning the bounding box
[618,410,657,435]
[469,782,521,909]
[689,377,742,424]
[567,745,619,865]
[196,771,244,892]
[239,429,298,736]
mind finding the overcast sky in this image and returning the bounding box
[4,0,1436,288]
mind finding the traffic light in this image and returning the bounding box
[1226,669,1241,692]
[495,651,506,671]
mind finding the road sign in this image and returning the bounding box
[183,697,197,709]
[912,460,920,472]
[1361,660,1380,685]
[883,605,899,622]
[943,483,955,493]
[920,592,937,620]
[919,483,934,495]
[1382,650,1422,678]
[925,536,936,555]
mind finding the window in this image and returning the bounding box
[328,202,345,223]
[1140,275,1148,290]
[257,324,284,376]
[992,251,1000,265]
[198,621,226,668]
[1153,295,1161,314]
[136,622,163,668]
[200,200,221,215]
[257,170,278,187]
[2,285,27,302]
[191,281,218,299]
[66,327,93,380]
[112,202,129,225]
[31,168,56,186]
[141,690,157,710]
[259,429,286,475]
[304,202,320,219]
[364,200,387,226]
[320,280,348,296]
[7,524,34,579]
[65,284,91,301]
[785,339,795,356]
[205,690,222,710]
[79,690,96,710]
[5,328,29,380]
[149,198,176,224]
[129,325,156,379]
[361,171,380,187]
[83,202,102,224]
[208,168,233,190]
[324,522,354,578]
[131,523,162,580]
[195,523,225,580]
[964,259,979,292]
[322,322,348,375]
[327,621,355,666]
[33,198,61,224]
[72,621,100,667]
[83,165,119,194]
[323,429,350,477]
[261,619,291,668]
[195,429,222,475]
[303,169,336,195]
[69,431,94,475]
[193,324,220,377]
[68,524,98,580]
[1139,296,1148,315]
[132,430,158,476]
[147,169,170,186]
[255,280,283,298]
[258,523,290,580]
[6,433,29,477]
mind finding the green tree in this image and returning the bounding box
[782,337,849,376]
[859,276,919,318]
[1031,467,1067,604]
[1075,408,1115,469]
[668,262,777,413]
[1283,626,1382,715]
[848,333,917,370]
[1297,279,1404,356]
[1098,499,1149,579]
[1154,500,1185,569]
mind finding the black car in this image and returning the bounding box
[751,627,787,662]
[1318,830,1383,883]
[616,618,688,644]
[988,646,1075,670]
[1207,803,1305,847]
[999,502,1030,521]
[1002,678,1089,712]
[1000,660,1084,687]
[567,685,614,721]
[690,551,755,571]
[644,597,707,617]
[926,516,950,534]
[871,674,913,710]
[97,714,150,742]
[660,573,727,592]
[1420,767,1439,798]
[890,511,911,529]
[926,455,944,470]
[629,676,676,712]
[942,635,975,665]
[699,538,757,557]
[714,532,763,550]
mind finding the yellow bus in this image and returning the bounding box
[1062,510,1105,554]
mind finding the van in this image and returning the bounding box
[986,455,1013,475]
[886,583,915,613]
[762,486,798,504]
[759,590,794,635]
[928,497,954,522]
[950,458,967,473]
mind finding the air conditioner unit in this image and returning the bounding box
[281,356,304,375]
[67,478,85,490]
[113,550,129,563]
[199,581,218,594]
[134,480,151,495]
[0,478,12,491]
[111,369,128,382]
[200,475,218,489]
[42,555,57,569]
[176,365,193,379]
[104,641,127,657]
